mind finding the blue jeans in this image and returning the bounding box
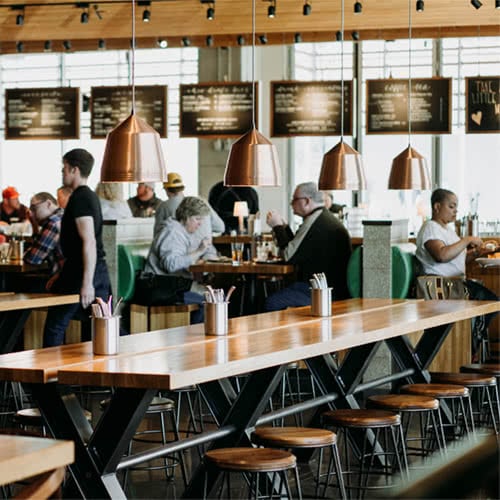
[264,282,311,312]
[184,291,204,324]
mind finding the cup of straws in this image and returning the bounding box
[310,273,332,317]
[91,296,121,355]
[204,285,235,336]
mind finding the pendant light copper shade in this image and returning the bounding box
[223,0,281,187]
[100,112,167,183]
[319,140,366,190]
[388,145,430,190]
[224,127,281,186]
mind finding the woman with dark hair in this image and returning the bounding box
[416,188,498,359]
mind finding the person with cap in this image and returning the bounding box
[154,172,225,240]
[127,182,162,218]
[0,186,30,225]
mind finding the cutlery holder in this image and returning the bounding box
[311,288,332,317]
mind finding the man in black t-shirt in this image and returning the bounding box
[43,148,112,347]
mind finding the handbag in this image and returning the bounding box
[416,275,469,300]
[133,271,193,306]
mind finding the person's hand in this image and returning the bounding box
[197,237,211,253]
[466,236,483,248]
[80,283,95,309]
[266,210,285,228]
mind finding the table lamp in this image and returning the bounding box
[233,201,249,234]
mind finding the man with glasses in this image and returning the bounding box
[265,181,352,311]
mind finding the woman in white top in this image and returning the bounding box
[416,188,498,359]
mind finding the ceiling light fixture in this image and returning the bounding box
[182,37,191,47]
[157,38,167,48]
[388,0,431,190]
[354,1,362,14]
[93,4,103,19]
[206,2,215,20]
[44,40,52,51]
[352,31,360,41]
[335,30,342,41]
[416,0,424,11]
[77,3,90,23]
[303,1,311,16]
[223,0,281,187]
[237,35,245,45]
[100,0,167,183]
[294,32,302,43]
[139,0,151,22]
[13,5,24,25]
[259,34,267,44]
[318,0,366,191]
[471,0,482,9]
[267,0,276,18]
[98,38,106,49]
[496,0,500,8]
[206,35,214,46]
[16,41,24,53]
[63,40,72,50]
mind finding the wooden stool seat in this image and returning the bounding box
[322,409,400,428]
[368,394,439,411]
[100,396,175,413]
[205,447,296,472]
[401,383,469,398]
[16,407,91,424]
[430,372,497,387]
[252,426,337,448]
[460,364,500,377]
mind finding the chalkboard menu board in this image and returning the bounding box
[5,87,79,140]
[180,82,256,138]
[91,85,167,138]
[366,78,451,134]
[466,76,500,133]
[271,80,353,137]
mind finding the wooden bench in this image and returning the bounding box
[118,243,198,333]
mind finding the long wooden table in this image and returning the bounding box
[0,292,79,353]
[0,434,74,487]
[0,298,498,498]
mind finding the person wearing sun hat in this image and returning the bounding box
[154,171,224,239]
[127,182,162,218]
[0,186,30,225]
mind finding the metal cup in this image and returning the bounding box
[204,302,228,336]
[310,288,332,317]
[92,316,120,355]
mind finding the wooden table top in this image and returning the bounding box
[189,261,294,275]
[0,292,79,312]
[0,260,48,273]
[0,435,74,486]
[0,298,404,384]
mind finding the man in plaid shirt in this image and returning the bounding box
[24,191,65,286]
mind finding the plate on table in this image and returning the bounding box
[476,258,500,268]
[254,258,284,264]
[207,256,232,263]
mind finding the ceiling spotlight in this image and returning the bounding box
[16,41,24,53]
[335,31,342,41]
[80,10,89,23]
[206,35,214,46]
[182,37,191,47]
[354,1,362,14]
[93,4,103,20]
[44,40,52,51]
[63,40,72,50]
[303,1,311,15]
[206,4,215,20]
[352,31,360,41]
[16,13,24,25]
[259,34,268,44]
[267,0,276,18]
[496,0,500,8]
[157,38,168,48]
[142,8,151,21]
[98,38,106,49]
[470,0,482,8]
[416,0,424,11]
[294,33,302,43]
[237,35,245,45]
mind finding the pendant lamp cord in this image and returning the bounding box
[407,0,412,144]
[340,0,344,141]
[251,0,256,128]
[131,0,136,113]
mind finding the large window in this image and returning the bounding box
[0,47,198,200]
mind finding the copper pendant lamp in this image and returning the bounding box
[388,0,430,190]
[223,0,281,187]
[318,0,365,191]
[100,0,167,183]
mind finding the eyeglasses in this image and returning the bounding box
[290,196,308,205]
[29,200,44,211]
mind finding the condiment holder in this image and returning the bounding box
[91,297,121,355]
[310,273,332,317]
[204,285,235,336]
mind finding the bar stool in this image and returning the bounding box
[367,394,446,460]
[251,426,346,498]
[203,447,302,499]
[400,384,475,440]
[322,409,409,498]
[101,395,188,488]
[430,372,499,434]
